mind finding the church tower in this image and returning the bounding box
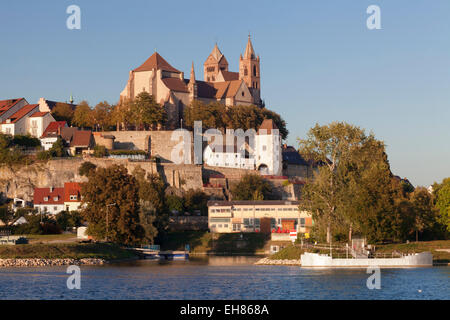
[204,43,229,82]
[239,35,261,105]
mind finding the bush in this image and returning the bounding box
[37,150,51,161]
[109,149,147,156]
[55,211,83,231]
[93,145,108,158]
[12,135,41,148]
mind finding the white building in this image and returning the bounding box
[202,119,282,175]
[33,186,65,215]
[0,98,29,123]
[0,104,40,135]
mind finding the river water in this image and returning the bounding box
[1,256,448,300]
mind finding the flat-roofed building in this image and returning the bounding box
[207,200,312,234]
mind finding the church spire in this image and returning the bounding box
[189,61,196,83]
[244,35,256,60]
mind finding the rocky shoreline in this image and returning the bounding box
[0,258,106,267]
[254,257,301,266]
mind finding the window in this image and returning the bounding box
[70,195,77,201]
[218,224,222,228]
[244,67,248,76]
[224,224,228,228]
[262,145,267,151]
[242,91,244,97]
[255,218,260,228]
[53,206,58,211]
[300,218,305,227]
[44,197,48,201]
[271,218,276,229]
[53,197,58,201]
[253,66,257,76]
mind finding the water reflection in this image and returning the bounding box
[0,256,448,300]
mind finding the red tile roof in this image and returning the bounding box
[1,104,39,124]
[70,130,92,147]
[258,119,278,135]
[0,98,26,116]
[33,187,65,205]
[64,182,81,202]
[41,121,67,138]
[220,71,239,81]
[162,77,189,93]
[29,111,49,118]
[133,52,180,73]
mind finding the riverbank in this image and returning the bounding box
[0,243,138,265]
[0,258,105,267]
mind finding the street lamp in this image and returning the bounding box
[106,203,116,242]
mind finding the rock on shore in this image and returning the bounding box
[0,258,106,267]
[255,257,301,266]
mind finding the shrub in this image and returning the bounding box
[93,145,108,158]
[78,161,97,176]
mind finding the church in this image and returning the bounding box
[120,36,262,129]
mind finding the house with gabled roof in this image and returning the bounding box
[0,98,29,123]
[120,36,261,129]
[40,121,68,150]
[33,186,65,214]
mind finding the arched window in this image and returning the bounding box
[253,65,257,76]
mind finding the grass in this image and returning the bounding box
[376,240,450,264]
[0,243,138,260]
[23,234,76,243]
[269,245,304,260]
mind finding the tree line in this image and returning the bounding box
[184,100,289,140]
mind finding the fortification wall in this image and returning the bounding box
[101,130,195,163]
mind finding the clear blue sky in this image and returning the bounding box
[1,0,449,187]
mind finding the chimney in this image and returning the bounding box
[50,186,54,192]
[57,126,61,136]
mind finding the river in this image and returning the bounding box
[0,256,448,299]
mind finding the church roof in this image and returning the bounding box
[162,78,190,93]
[133,52,181,73]
[195,80,244,100]
[220,70,239,81]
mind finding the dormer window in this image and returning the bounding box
[70,195,78,201]
[53,196,58,201]
[44,197,49,201]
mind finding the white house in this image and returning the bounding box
[40,121,67,150]
[33,186,65,215]
[27,111,55,138]
[0,104,40,135]
[0,98,29,123]
[202,119,282,175]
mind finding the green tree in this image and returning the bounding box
[78,161,97,176]
[409,187,436,241]
[55,211,83,231]
[49,137,66,157]
[131,92,166,130]
[81,165,145,245]
[72,101,93,129]
[436,178,450,232]
[183,189,209,215]
[298,122,400,243]
[93,145,108,158]
[231,174,273,201]
[166,194,184,213]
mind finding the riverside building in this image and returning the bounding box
[207,200,312,234]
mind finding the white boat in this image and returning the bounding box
[300,251,433,268]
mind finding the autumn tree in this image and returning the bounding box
[52,102,75,125]
[92,101,112,131]
[231,174,273,201]
[111,99,133,131]
[72,101,93,129]
[81,165,145,245]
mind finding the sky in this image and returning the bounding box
[1,0,449,187]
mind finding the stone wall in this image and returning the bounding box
[102,130,194,163]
